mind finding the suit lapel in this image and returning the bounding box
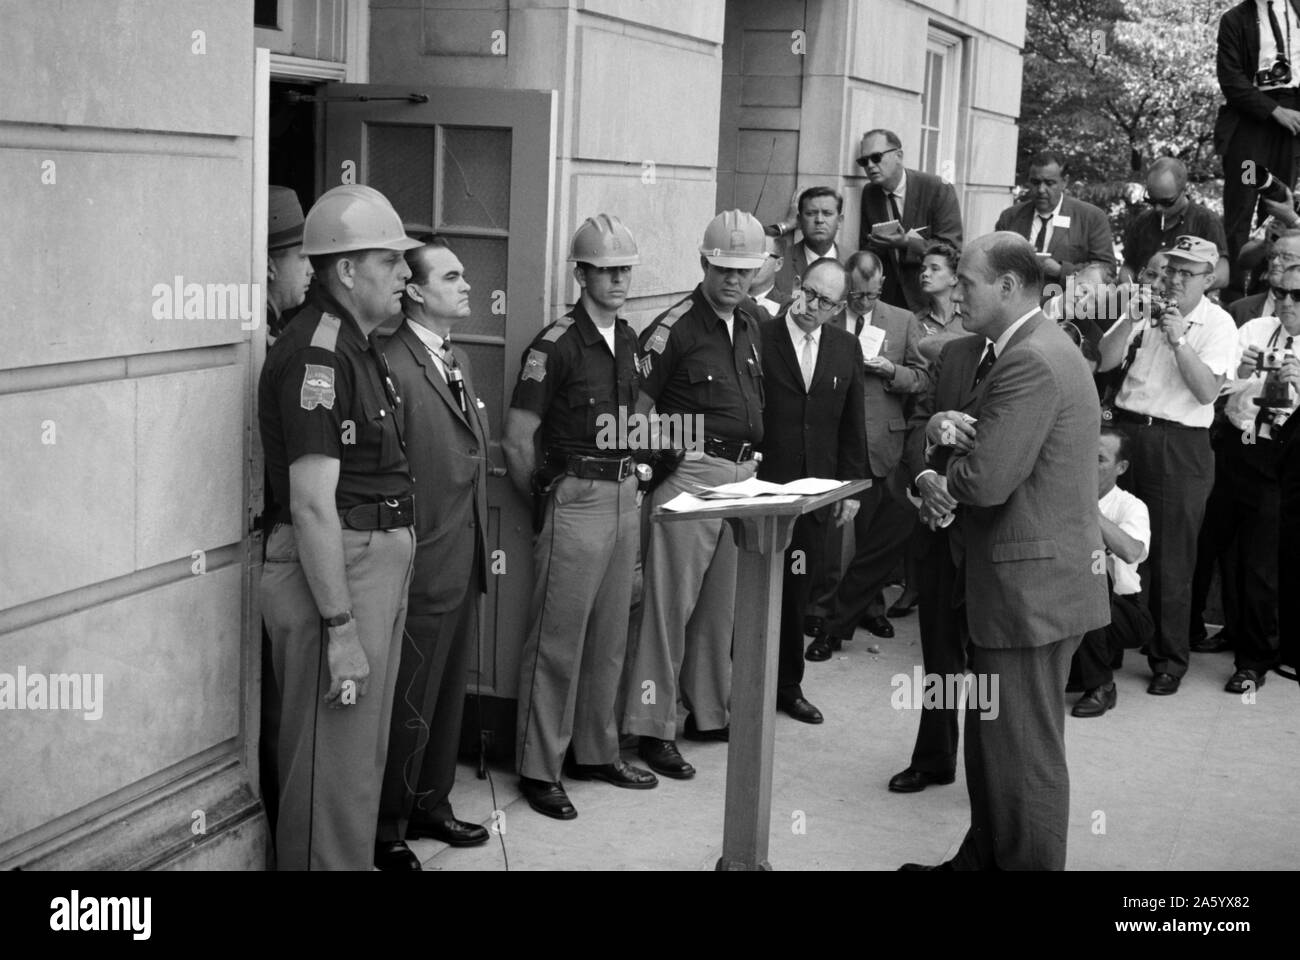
[401,321,470,428]
[901,171,921,228]
[772,320,805,390]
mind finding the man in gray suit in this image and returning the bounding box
[903,232,1110,871]
[375,237,491,869]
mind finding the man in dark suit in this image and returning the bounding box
[806,251,930,656]
[375,237,490,869]
[774,186,846,296]
[1216,0,1300,301]
[994,150,1114,286]
[903,233,1110,871]
[857,128,964,312]
[758,257,867,723]
[887,331,987,794]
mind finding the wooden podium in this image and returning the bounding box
[652,478,871,871]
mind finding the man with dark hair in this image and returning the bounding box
[857,129,964,312]
[774,186,845,296]
[1215,0,1300,302]
[1121,158,1229,290]
[372,237,490,867]
[994,151,1114,285]
[1067,428,1155,717]
[759,257,866,723]
[902,231,1109,871]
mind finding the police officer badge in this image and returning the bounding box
[300,364,336,410]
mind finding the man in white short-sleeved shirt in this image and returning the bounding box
[1096,235,1239,697]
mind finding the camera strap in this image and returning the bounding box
[1266,1,1290,68]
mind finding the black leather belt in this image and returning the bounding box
[565,454,635,482]
[1109,408,1204,431]
[703,436,756,462]
[338,495,415,530]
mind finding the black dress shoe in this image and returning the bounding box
[1147,672,1181,696]
[860,614,895,638]
[564,757,659,789]
[777,695,824,724]
[1224,668,1265,693]
[1071,682,1117,718]
[519,777,577,820]
[683,714,729,742]
[802,614,825,636]
[373,839,422,871]
[888,767,956,793]
[637,737,696,779]
[887,596,918,618]
[405,817,490,846]
[1192,630,1231,654]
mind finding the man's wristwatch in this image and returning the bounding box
[322,610,354,628]
[1172,335,1187,350]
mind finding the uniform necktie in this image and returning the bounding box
[439,339,468,416]
[972,342,997,389]
[1035,214,1052,253]
[800,332,816,391]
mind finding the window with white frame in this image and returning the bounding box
[919,29,963,183]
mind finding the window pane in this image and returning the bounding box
[928,54,944,128]
[444,235,508,339]
[367,124,435,225]
[460,342,505,438]
[440,127,511,231]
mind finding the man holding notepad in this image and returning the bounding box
[857,128,965,312]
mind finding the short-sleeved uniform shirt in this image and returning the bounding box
[259,287,412,521]
[1122,201,1228,276]
[509,300,641,459]
[638,285,765,444]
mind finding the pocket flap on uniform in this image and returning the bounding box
[686,361,717,385]
[990,538,1057,562]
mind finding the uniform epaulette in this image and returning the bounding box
[310,313,342,352]
[542,315,576,343]
[659,296,693,330]
[644,296,692,356]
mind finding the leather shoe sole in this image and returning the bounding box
[860,615,895,638]
[1147,673,1181,696]
[519,778,577,820]
[1071,683,1117,718]
[1224,668,1265,693]
[374,840,422,871]
[888,767,956,793]
[637,738,696,779]
[777,696,824,724]
[564,758,659,789]
[405,818,489,846]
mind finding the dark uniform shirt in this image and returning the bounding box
[259,287,412,521]
[1122,200,1228,276]
[638,285,765,444]
[510,300,640,459]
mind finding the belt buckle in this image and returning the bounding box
[737,442,751,462]
[617,457,632,482]
[384,498,399,509]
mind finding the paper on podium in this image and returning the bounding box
[697,477,845,499]
[660,492,803,513]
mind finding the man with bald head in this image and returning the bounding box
[902,232,1109,871]
[1121,158,1229,290]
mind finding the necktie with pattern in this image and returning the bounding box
[972,342,997,390]
[439,338,468,415]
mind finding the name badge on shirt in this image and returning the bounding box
[1053,214,1072,229]
[859,324,886,360]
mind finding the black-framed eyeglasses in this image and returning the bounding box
[1161,265,1211,283]
[1270,285,1300,303]
[1143,192,1181,208]
[802,288,844,311]
[857,147,901,168]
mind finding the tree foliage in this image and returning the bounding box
[1019,0,1224,186]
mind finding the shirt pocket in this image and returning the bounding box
[685,359,720,406]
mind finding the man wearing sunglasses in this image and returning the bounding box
[758,258,866,724]
[1098,236,1239,697]
[1209,262,1300,696]
[856,128,964,312]
[1120,158,1229,291]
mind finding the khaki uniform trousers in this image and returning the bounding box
[515,474,640,782]
[622,453,757,739]
[262,523,415,870]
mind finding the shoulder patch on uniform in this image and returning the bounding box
[522,348,548,382]
[300,363,336,410]
[542,316,576,343]
[310,313,343,352]
[644,298,692,356]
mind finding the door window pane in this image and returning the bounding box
[440,127,511,231]
[445,235,508,339]
[368,124,435,224]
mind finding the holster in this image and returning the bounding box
[530,460,563,534]
[641,449,685,493]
